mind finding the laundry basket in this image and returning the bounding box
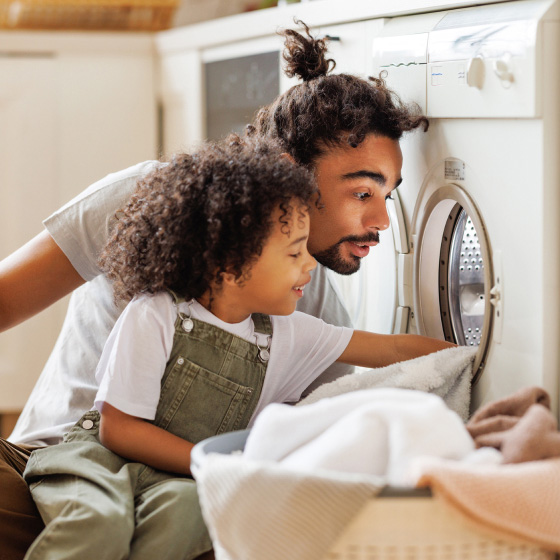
[0,0,178,30]
[191,430,556,560]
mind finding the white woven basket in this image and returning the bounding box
[326,494,554,560]
[192,430,556,560]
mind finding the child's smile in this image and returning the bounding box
[292,282,309,298]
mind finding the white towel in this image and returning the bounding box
[299,346,477,422]
[244,388,478,486]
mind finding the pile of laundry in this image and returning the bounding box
[193,347,560,560]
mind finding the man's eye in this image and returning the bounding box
[354,192,371,201]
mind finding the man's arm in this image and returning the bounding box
[0,230,85,332]
[337,330,455,369]
[99,403,194,475]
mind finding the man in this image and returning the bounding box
[0,22,428,559]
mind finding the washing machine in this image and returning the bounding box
[345,0,560,416]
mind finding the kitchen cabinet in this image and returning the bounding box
[0,32,157,411]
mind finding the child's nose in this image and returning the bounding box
[304,250,317,273]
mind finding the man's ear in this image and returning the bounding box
[280,152,296,165]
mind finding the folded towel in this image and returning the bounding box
[412,456,560,552]
[299,346,477,422]
[244,388,483,486]
[468,385,550,426]
[467,386,560,463]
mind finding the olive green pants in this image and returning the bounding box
[24,412,212,560]
[0,437,214,560]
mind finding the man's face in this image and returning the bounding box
[308,134,403,275]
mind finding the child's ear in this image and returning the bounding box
[221,271,237,285]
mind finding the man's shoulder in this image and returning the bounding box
[85,160,166,196]
[50,160,166,218]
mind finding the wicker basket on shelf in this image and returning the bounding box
[0,0,179,31]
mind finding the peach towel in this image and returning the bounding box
[414,455,560,551]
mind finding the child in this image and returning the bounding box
[23,135,453,560]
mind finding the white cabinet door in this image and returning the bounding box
[159,49,204,155]
[0,56,65,411]
[56,48,157,199]
[0,36,157,412]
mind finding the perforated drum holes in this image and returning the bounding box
[440,205,486,347]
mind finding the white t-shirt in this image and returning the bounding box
[9,161,353,446]
[94,295,353,427]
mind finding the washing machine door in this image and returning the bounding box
[402,158,496,382]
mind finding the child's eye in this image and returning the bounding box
[290,252,301,259]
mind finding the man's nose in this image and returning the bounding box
[364,197,390,231]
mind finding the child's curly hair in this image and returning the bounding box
[250,20,428,166]
[99,134,316,302]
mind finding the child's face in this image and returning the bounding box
[235,204,317,317]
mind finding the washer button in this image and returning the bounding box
[82,419,94,430]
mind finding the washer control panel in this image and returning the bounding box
[426,1,547,117]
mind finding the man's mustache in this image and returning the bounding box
[336,232,380,245]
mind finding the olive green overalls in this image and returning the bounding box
[24,294,272,560]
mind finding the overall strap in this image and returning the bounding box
[170,288,272,338]
[251,313,273,336]
[168,289,185,306]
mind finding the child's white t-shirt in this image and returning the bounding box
[94,293,354,426]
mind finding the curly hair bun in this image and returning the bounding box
[281,20,336,81]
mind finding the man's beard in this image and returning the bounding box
[312,232,380,276]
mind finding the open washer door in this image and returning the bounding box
[405,158,496,382]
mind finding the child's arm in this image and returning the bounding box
[337,330,456,369]
[99,402,194,475]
